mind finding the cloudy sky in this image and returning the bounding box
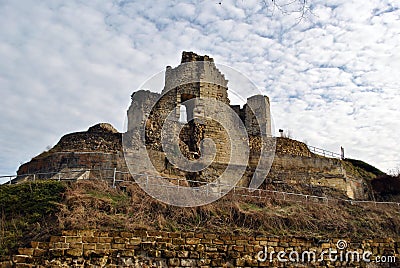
[1,0,399,181]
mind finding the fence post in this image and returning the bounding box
[33,174,36,182]
[9,176,11,185]
[112,168,116,188]
[58,174,61,181]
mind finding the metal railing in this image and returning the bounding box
[307,145,342,159]
[1,168,399,208]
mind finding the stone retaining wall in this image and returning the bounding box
[1,230,398,267]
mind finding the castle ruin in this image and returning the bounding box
[125,51,274,186]
[15,52,376,200]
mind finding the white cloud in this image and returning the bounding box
[0,0,399,181]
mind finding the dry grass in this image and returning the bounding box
[57,180,400,239]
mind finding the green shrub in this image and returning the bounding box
[0,181,65,258]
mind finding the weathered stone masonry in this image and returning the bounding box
[3,229,398,267]
[127,51,272,165]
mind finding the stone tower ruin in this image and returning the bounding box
[126,51,272,184]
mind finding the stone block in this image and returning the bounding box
[111,243,126,250]
[190,251,200,258]
[98,237,113,243]
[168,258,180,266]
[14,264,33,268]
[211,259,225,266]
[172,238,185,245]
[0,261,13,268]
[142,241,156,250]
[213,239,224,245]
[245,245,255,253]
[50,236,65,243]
[186,238,200,244]
[65,236,82,243]
[180,259,197,267]
[36,242,49,249]
[94,231,109,237]
[205,246,218,252]
[129,237,141,245]
[169,232,181,238]
[162,249,176,258]
[69,242,83,249]
[13,255,31,263]
[53,242,69,250]
[156,237,171,243]
[233,245,245,252]
[125,244,140,250]
[18,248,34,256]
[195,233,204,239]
[83,243,96,250]
[120,250,135,257]
[182,232,194,238]
[49,249,64,257]
[113,237,127,244]
[236,239,248,245]
[204,234,217,239]
[225,239,236,245]
[220,235,231,241]
[78,230,95,237]
[82,236,99,243]
[96,243,111,250]
[216,245,227,251]
[62,230,78,236]
[66,248,83,257]
[120,232,133,238]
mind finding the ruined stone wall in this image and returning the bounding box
[244,95,272,137]
[141,52,232,165]
[4,229,398,267]
[127,90,160,132]
[15,125,371,199]
[17,152,125,176]
[16,123,124,178]
[163,52,228,95]
[262,138,369,199]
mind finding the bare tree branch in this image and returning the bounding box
[261,0,311,22]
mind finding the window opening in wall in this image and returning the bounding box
[179,105,187,123]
